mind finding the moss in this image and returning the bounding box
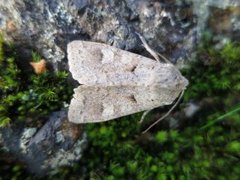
[0,35,73,127]
[155,131,168,143]
[182,34,240,130]
[183,35,240,101]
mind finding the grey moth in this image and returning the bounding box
[67,40,188,123]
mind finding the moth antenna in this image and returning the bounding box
[136,32,170,63]
[157,52,171,64]
[139,109,153,124]
[141,90,185,134]
[136,32,160,62]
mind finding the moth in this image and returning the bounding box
[67,39,188,125]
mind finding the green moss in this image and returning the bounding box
[183,36,240,100]
[31,51,42,62]
[155,131,168,143]
[0,35,73,127]
[0,34,4,60]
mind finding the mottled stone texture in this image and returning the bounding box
[1,0,239,69]
[0,110,87,175]
[0,0,195,69]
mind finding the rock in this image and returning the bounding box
[0,0,196,70]
[1,0,239,69]
[0,110,87,175]
[184,102,200,118]
[193,0,240,45]
[20,128,37,154]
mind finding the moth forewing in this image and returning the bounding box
[68,86,185,123]
[67,41,188,88]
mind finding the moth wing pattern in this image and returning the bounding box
[67,40,189,124]
[68,86,183,123]
[68,41,188,89]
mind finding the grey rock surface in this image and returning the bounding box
[0,110,87,175]
[0,0,196,69]
[1,0,239,69]
[193,0,240,45]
